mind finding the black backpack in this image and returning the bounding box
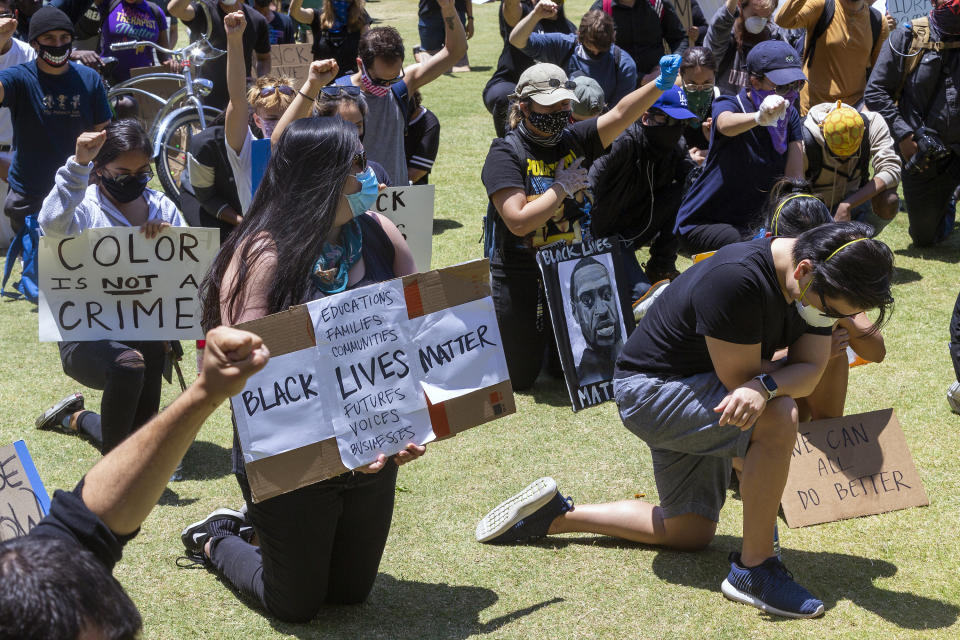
[802,111,872,187]
[802,0,883,71]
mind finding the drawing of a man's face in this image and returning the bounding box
[571,261,620,350]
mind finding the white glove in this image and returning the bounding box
[754,94,788,127]
[553,157,589,198]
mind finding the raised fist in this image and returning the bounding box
[75,130,107,165]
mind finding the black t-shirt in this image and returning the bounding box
[310,7,371,75]
[267,9,296,45]
[25,479,137,573]
[405,106,440,185]
[488,1,576,85]
[616,238,832,377]
[185,0,271,110]
[481,120,605,266]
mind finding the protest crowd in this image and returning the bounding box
[0,0,957,636]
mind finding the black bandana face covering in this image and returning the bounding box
[100,172,151,203]
[528,109,571,136]
[38,42,71,67]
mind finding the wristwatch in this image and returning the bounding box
[754,373,778,400]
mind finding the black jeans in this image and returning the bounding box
[901,152,960,247]
[679,222,745,255]
[210,463,399,623]
[483,78,514,138]
[490,259,562,391]
[58,340,165,453]
[951,289,960,383]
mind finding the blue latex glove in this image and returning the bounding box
[655,54,682,90]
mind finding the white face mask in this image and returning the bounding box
[794,279,837,328]
[744,16,768,34]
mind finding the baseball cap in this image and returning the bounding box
[510,63,579,106]
[745,40,806,85]
[572,76,605,117]
[27,6,75,43]
[649,86,697,121]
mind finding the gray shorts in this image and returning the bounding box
[613,371,754,522]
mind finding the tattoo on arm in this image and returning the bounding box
[444,16,455,30]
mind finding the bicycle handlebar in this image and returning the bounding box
[110,38,225,62]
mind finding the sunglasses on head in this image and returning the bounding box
[259,84,296,98]
[529,78,576,92]
[321,85,362,98]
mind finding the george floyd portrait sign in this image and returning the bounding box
[536,237,634,412]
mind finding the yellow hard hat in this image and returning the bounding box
[821,101,864,158]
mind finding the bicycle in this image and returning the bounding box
[105,4,225,207]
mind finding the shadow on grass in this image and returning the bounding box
[176,439,233,481]
[892,266,922,285]
[198,569,562,639]
[894,237,960,264]
[433,218,463,235]
[158,487,198,507]
[524,376,573,408]
[648,534,958,630]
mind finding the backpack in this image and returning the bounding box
[803,0,883,68]
[893,16,960,100]
[802,111,872,187]
[561,39,623,72]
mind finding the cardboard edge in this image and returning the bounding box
[245,438,348,503]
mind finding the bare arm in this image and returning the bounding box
[289,0,314,26]
[503,0,524,28]
[224,10,248,155]
[373,212,417,275]
[167,0,195,23]
[270,59,339,146]
[508,0,552,49]
[157,26,171,62]
[716,110,760,137]
[405,0,468,93]
[841,312,885,362]
[81,327,269,535]
[785,140,803,180]
[491,185,565,237]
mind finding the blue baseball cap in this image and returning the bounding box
[649,86,697,120]
[745,40,807,85]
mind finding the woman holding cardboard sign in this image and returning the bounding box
[182,115,423,623]
[35,119,184,454]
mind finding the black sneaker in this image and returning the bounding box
[721,552,824,618]
[475,477,574,544]
[180,507,246,555]
[35,393,84,433]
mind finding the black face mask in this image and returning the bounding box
[37,42,71,68]
[100,172,151,203]
[643,124,684,152]
[528,109,571,136]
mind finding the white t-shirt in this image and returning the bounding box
[0,39,36,145]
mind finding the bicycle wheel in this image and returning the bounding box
[154,105,221,209]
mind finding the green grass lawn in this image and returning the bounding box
[2,0,960,637]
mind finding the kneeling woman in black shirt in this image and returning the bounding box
[481,57,681,391]
[187,117,424,622]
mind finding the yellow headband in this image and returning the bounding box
[825,237,869,262]
[772,194,821,236]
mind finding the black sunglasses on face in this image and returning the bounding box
[103,169,154,185]
[321,85,362,97]
[773,80,804,96]
[816,289,858,320]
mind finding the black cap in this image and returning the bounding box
[745,40,806,85]
[27,7,75,44]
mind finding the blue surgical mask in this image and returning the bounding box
[345,166,378,217]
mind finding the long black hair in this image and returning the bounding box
[94,119,152,169]
[760,178,832,237]
[200,116,359,330]
[793,222,895,329]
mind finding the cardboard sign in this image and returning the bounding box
[0,441,51,541]
[674,0,694,31]
[270,43,313,83]
[231,259,515,502]
[781,408,928,528]
[38,227,219,341]
[887,0,927,25]
[372,185,435,271]
[536,237,634,412]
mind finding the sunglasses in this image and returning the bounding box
[103,169,154,185]
[258,84,296,98]
[528,78,577,92]
[321,85,362,97]
[773,80,804,96]
[815,289,859,320]
[683,81,715,92]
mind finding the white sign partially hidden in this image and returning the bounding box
[887,0,926,25]
[37,227,219,341]
[373,185,435,271]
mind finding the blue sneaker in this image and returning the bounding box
[721,552,824,618]
[475,477,573,544]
